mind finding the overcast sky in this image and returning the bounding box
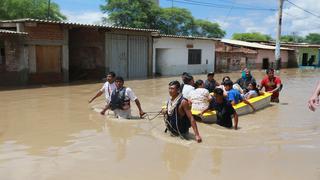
[53,0,320,38]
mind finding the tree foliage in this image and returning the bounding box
[305,33,320,44]
[280,34,304,43]
[232,32,273,42]
[101,0,226,38]
[0,0,66,21]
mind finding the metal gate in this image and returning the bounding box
[128,35,148,78]
[106,34,148,79]
[106,34,128,78]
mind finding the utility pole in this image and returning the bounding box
[275,0,284,70]
[47,0,51,20]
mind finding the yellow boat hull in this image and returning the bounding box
[192,92,272,123]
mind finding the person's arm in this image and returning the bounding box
[308,81,320,111]
[269,78,282,93]
[233,112,239,130]
[242,99,256,111]
[100,104,110,115]
[182,100,202,143]
[134,99,145,118]
[89,91,103,103]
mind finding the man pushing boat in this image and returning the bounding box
[163,80,202,143]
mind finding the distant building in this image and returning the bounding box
[257,42,320,67]
[0,18,158,85]
[153,34,217,76]
[215,39,296,72]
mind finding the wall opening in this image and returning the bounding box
[262,58,269,69]
[69,28,105,81]
[302,53,308,66]
[0,41,5,72]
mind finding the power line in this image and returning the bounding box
[285,0,320,19]
[165,0,277,11]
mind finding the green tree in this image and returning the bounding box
[0,0,66,21]
[157,7,195,36]
[100,0,160,29]
[305,33,320,44]
[232,32,273,41]
[101,0,226,38]
[281,34,304,43]
[193,19,225,38]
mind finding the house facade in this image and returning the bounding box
[215,39,296,72]
[153,35,216,76]
[0,18,157,85]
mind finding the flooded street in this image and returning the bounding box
[0,68,320,180]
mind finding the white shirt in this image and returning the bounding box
[113,87,137,119]
[182,84,195,99]
[100,82,116,102]
[189,88,211,112]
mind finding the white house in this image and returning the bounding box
[152,34,217,76]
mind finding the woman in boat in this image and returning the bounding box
[189,80,212,112]
[244,82,264,100]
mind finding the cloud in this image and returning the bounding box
[62,10,106,24]
[265,0,320,36]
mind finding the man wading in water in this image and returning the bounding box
[88,72,116,105]
[164,81,202,143]
[100,77,145,119]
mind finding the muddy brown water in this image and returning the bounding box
[0,68,320,180]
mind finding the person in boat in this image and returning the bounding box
[224,80,256,111]
[89,72,116,104]
[216,76,231,96]
[204,72,219,93]
[244,81,264,100]
[308,81,320,111]
[189,80,212,112]
[181,74,195,99]
[260,68,282,103]
[100,76,145,119]
[201,88,239,130]
[164,80,202,143]
[235,68,256,93]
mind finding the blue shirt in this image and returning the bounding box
[227,88,243,104]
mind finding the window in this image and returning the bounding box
[188,49,201,64]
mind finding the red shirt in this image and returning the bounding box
[261,76,281,97]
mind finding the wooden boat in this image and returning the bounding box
[192,92,273,123]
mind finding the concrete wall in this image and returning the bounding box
[297,47,319,66]
[256,49,289,68]
[153,37,215,76]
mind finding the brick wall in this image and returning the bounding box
[24,23,64,40]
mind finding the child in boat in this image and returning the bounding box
[224,80,256,111]
[244,82,264,100]
[201,88,238,130]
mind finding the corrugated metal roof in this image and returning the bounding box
[0,29,28,35]
[221,39,293,50]
[158,34,220,41]
[0,18,159,32]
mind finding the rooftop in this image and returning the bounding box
[0,29,28,35]
[0,18,159,32]
[158,34,220,41]
[221,39,293,50]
